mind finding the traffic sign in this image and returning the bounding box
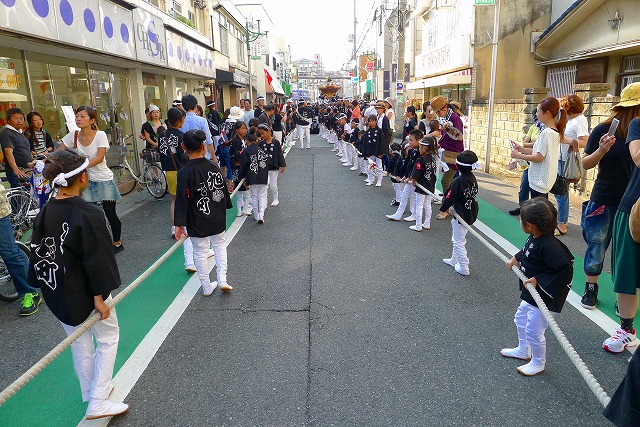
[396,81,404,93]
[474,0,495,4]
[348,70,354,77]
[365,61,375,71]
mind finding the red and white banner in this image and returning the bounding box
[263,65,285,95]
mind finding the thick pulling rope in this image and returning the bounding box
[0,140,293,407]
[385,172,611,408]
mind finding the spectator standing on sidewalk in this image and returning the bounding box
[1,108,33,188]
[510,97,565,200]
[555,95,589,236]
[0,184,42,316]
[578,92,636,310]
[601,82,640,353]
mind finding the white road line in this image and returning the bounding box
[78,138,294,426]
[474,220,631,353]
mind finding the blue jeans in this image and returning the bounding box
[554,160,569,224]
[581,201,616,277]
[518,169,530,205]
[4,168,21,188]
[0,215,36,296]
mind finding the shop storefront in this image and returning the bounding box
[215,69,249,109]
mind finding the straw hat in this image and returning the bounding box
[450,101,462,111]
[430,96,447,113]
[228,106,244,120]
[384,97,395,109]
[613,82,640,109]
[374,101,387,110]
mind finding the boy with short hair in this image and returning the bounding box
[174,130,233,296]
[386,129,423,219]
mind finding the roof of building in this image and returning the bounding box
[536,0,584,42]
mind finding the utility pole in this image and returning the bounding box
[395,0,407,127]
[353,0,357,99]
[245,20,268,106]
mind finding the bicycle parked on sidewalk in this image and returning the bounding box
[109,134,167,198]
[0,240,29,302]
[5,175,49,242]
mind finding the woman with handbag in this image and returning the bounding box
[555,95,590,235]
[601,83,640,353]
[578,97,636,310]
[510,98,566,199]
[59,106,123,254]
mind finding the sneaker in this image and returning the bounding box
[271,200,280,207]
[113,244,124,254]
[386,214,401,221]
[203,282,217,297]
[85,400,129,420]
[403,215,416,222]
[516,361,545,376]
[365,182,372,186]
[603,328,638,353]
[442,258,457,268]
[390,199,397,206]
[20,292,42,316]
[392,201,400,207]
[409,225,422,232]
[185,264,197,273]
[508,207,521,216]
[257,219,264,224]
[455,263,470,276]
[219,283,233,292]
[500,346,531,360]
[580,283,598,309]
[349,166,358,171]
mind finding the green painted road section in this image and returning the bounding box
[0,198,240,426]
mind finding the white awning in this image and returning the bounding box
[0,92,28,102]
[406,73,471,90]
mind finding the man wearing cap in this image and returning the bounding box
[206,99,223,147]
[431,95,464,220]
[297,101,314,149]
[254,96,266,119]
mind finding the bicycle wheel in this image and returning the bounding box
[0,241,29,302]
[144,164,167,198]
[110,166,137,196]
[6,190,32,241]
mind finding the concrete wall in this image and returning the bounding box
[473,2,552,100]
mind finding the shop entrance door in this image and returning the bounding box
[88,65,138,172]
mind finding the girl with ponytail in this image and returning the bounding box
[30,148,129,420]
[510,97,564,199]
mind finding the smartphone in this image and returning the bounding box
[509,139,516,149]
[608,118,619,137]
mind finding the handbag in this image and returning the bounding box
[562,149,584,183]
[630,198,640,243]
[550,174,569,196]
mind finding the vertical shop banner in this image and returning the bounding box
[166,30,215,78]
[132,8,167,67]
[99,0,135,60]
[55,0,103,51]
[0,0,58,40]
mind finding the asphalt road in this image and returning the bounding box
[100,134,628,426]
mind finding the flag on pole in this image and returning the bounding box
[264,65,285,95]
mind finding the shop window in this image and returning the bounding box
[25,52,90,139]
[220,25,229,55]
[237,40,246,65]
[0,48,31,127]
[175,78,187,100]
[142,72,167,111]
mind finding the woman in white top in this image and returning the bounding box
[60,106,124,253]
[384,97,396,132]
[510,97,567,199]
[555,95,590,235]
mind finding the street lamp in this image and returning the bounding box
[245,19,268,105]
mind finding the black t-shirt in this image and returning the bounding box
[0,127,32,168]
[28,197,121,326]
[157,128,184,171]
[584,122,634,207]
[515,233,574,313]
[618,118,640,214]
[273,113,283,131]
[412,153,438,195]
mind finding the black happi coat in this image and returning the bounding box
[412,153,438,195]
[515,233,574,313]
[403,148,421,179]
[29,198,121,326]
[440,172,479,225]
[239,144,269,185]
[174,157,232,238]
[258,139,286,170]
[362,126,382,158]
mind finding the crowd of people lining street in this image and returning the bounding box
[1,80,640,422]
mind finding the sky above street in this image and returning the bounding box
[235,0,381,71]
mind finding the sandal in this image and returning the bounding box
[436,211,450,220]
[554,227,567,236]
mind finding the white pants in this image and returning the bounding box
[359,157,367,174]
[367,156,383,185]
[514,300,549,367]
[392,182,415,216]
[350,145,358,166]
[414,192,433,228]
[61,297,119,403]
[392,182,402,202]
[450,218,469,268]
[236,191,250,216]
[272,131,283,143]
[298,125,311,148]
[183,236,193,267]
[268,170,279,203]
[250,184,268,221]
[191,233,228,292]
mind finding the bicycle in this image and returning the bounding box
[5,176,45,243]
[108,134,167,198]
[0,240,30,302]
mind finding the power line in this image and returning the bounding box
[347,0,380,65]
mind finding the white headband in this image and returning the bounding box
[456,159,482,170]
[52,158,89,187]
